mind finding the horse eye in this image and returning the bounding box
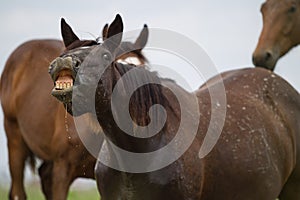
[73,60,80,68]
[289,5,297,13]
[103,53,110,61]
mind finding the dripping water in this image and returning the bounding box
[65,104,71,140]
[64,104,87,176]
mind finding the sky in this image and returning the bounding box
[0,0,299,188]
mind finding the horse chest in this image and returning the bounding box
[110,172,139,199]
[99,166,187,200]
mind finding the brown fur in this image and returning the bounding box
[1,15,149,200]
[253,0,300,70]
[63,40,300,199]
[1,39,97,200]
[97,61,300,199]
[48,16,300,199]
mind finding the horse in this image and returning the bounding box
[49,16,148,114]
[0,14,148,200]
[49,19,300,199]
[252,0,300,70]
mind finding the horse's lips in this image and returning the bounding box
[51,86,73,104]
[51,73,74,103]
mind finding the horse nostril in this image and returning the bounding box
[252,50,274,67]
[265,51,272,61]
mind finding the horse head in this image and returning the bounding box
[49,14,149,115]
[252,0,300,70]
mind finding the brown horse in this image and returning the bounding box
[0,14,148,200]
[252,0,300,70]
[49,22,300,199]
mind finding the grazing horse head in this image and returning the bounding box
[252,0,300,70]
[49,14,148,114]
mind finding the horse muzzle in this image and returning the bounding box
[49,56,79,104]
[252,48,280,71]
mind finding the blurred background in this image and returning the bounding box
[1,0,299,198]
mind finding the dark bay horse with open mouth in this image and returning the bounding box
[50,15,148,115]
[253,0,300,70]
[0,14,148,200]
[49,20,300,199]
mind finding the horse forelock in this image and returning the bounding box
[65,40,98,52]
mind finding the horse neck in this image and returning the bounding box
[95,63,180,153]
[292,15,300,46]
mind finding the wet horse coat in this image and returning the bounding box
[49,25,300,199]
[252,1,300,198]
[96,63,300,200]
[0,15,148,200]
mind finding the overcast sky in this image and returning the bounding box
[0,0,299,186]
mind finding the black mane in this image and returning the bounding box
[113,62,177,127]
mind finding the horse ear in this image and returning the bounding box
[134,24,149,51]
[61,18,80,47]
[104,14,123,53]
[107,14,123,39]
[102,23,109,41]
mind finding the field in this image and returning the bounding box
[0,184,100,200]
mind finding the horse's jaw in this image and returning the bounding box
[51,86,73,114]
[49,56,77,114]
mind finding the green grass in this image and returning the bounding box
[67,189,100,200]
[0,184,100,200]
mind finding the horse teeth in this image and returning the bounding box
[55,75,74,90]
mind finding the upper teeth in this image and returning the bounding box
[55,76,73,90]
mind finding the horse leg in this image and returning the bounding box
[279,168,300,199]
[279,129,300,200]
[51,159,73,200]
[279,176,300,200]
[5,119,31,200]
[38,161,53,200]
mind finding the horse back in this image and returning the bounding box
[196,67,300,199]
[0,39,64,119]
